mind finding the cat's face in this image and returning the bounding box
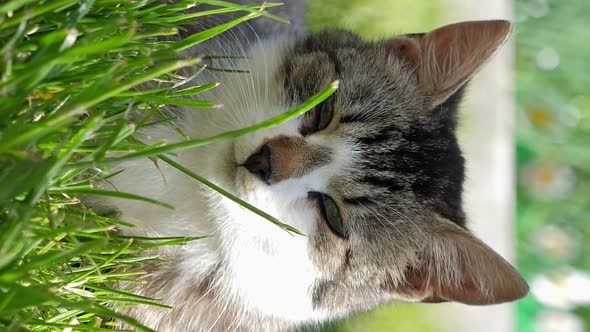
[199,21,528,324]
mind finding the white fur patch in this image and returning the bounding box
[100,37,355,326]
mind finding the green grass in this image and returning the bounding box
[0,1,336,330]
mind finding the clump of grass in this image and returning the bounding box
[0,0,336,330]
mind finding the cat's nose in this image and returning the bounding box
[242,143,272,183]
[241,136,331,185]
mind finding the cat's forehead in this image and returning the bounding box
[278,31,437,145]
[273,31,468,228]
[280,30,423,110]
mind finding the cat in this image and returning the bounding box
[91,1,529,330]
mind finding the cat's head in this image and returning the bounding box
[203,20,528,323]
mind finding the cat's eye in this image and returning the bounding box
[308,192,347,238]
[300,99,335,136]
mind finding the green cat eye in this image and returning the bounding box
[309,192,347,238]
[315,100,334,131]
[300,99,334,135]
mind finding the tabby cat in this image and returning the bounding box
[92,1,528,330]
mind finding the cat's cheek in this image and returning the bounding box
[210,183,328,322]
[219,216,319,322]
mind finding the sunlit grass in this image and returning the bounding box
[0,0,335,329]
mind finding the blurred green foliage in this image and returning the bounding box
[307,0,441,39]
[515,0,590,331]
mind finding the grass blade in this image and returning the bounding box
[159,155,303,235]
[48,188,175,210]
[69,80,339,169]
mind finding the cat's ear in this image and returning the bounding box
[385,20,512,107]
[395,216,528,305]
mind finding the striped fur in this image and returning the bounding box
[89,4,527,330]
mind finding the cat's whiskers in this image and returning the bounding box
[199,19,252,119]
[99,15,527,330]
[219,25,259,121]
[205,280,232,332]
[227,298,248,332]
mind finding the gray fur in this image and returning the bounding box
[104,3,527,331]
[277,30,463,312]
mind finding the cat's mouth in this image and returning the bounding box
[225,140,259,196]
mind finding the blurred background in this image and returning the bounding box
[306,0,590,331]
